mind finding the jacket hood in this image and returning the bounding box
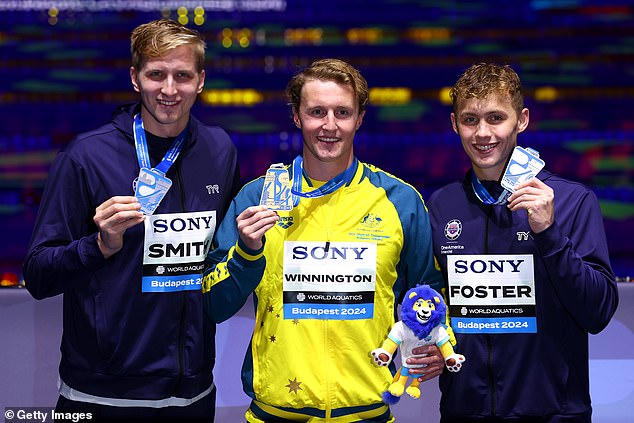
[111,103,139,140]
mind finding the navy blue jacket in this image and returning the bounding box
[428,169,618,421]
[23,104,240,401]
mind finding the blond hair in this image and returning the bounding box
[130,19,206,72]
[286,58,369,114]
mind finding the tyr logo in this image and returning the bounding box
[516,231,531,241]
[206,184,219,194]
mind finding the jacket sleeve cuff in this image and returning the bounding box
[78,233,109,270]
[235,237,265,262]
[533,222,566,256]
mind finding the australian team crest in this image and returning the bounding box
[361,213,382,228]
[444,219,462,240]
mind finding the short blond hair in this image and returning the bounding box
[130,19,206,72]
[450,63,524,115]
[286,58,369,114]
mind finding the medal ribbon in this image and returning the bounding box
[290,155,358,205]
[133,113,187,174]
[470,171,511,205]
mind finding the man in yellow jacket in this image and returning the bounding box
[203,58,444,422]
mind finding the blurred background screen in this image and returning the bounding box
[1,0,632,282]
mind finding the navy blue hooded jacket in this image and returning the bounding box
[23,104,240,402]
[428,169,618,421]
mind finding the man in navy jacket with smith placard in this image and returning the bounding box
[427,63,618,422]
[23,19,239,422]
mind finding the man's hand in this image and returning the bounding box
[237,206,280,251]
[406,345,445,383]
[507,178,554,234]
[94,196,145,259]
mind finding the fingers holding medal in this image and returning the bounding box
[237,205,280,251]
[94,195,145,258]
[507,179,554,234]
[237,162,293,250]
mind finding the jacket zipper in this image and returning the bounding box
[322,195,333,421]
[148,142,189,395]
[485,206,496,417]
[324,319,332,421]
[175,164,187,392]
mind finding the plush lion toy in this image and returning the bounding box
[371,284,465,404]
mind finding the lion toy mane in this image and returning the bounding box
[371,284,465,404]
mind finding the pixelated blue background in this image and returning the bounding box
[2,1,632,281]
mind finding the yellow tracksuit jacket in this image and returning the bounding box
[203,159,442,422]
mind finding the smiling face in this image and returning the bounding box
[130,44,205,137]
[413,298,435,324]
[293,79,365,181]
[451,93,529,181]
